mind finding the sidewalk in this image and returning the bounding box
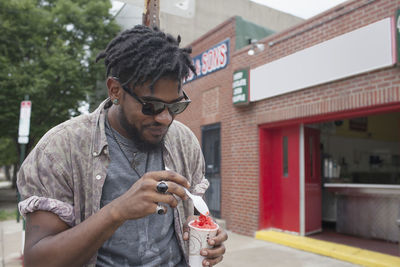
[256,230,400,267]
[219,231,358,267]
[0,220,23,267]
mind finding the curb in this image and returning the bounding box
[255,230,400,267]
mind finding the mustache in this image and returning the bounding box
[143,122,168,128]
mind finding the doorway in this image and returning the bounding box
[304,127,322,234]
[259,125,322,234]
[259,125,300,232]
[202,123,221,218]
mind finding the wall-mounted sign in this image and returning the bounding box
[250,18,394,102]
[349,117,368,132]
[232,69,249,105]
[185,38,230,83]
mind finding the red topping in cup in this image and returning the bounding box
[190,214,218,229]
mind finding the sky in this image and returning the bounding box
[112,0,349,19]
[250,0,349,19]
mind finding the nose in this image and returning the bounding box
[153,107,173,125]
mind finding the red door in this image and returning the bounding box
[304,127,322,234]
[259,126,300,233]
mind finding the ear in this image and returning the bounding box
[106,77,122,100]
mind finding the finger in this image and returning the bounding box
[154,203,167,215]
[145,170,190,188]
[148,192,179,208]
[183,228,189,241]
[142,179,187,201]
[160,180,188,200]
[183,215,197,241]
[208,228,228,246]
[203,255,223,267]
[151,178,188,201]
[202,244,226,260]
[151,181,187,203]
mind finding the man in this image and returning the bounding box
[17,25,227,267]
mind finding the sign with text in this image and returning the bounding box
[185,38,230,83]
[18,100,32,144]
[232,69,249,105]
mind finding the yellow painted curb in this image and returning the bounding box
[255,230,400,267]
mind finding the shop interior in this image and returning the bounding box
[318,112,400,185]
[307,111,400,256]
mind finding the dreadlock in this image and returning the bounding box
[96,25,196,92]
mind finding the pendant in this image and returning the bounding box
[131,152,137,168]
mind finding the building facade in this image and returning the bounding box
[115,0,303,46]
[178,0,400,242]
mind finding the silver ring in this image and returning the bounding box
[156,204,165,215]
[156,181,168,194]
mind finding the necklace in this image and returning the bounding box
[109,122,149,178]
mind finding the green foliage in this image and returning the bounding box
[0,0,120,165]
[0,209,18,221]
[0,137,18,166]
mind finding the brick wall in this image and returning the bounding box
[178,0,400,236]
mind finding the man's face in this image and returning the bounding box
[117,77,184,151]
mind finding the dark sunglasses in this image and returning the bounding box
[120,84,191,116]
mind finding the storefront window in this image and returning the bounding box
[283,136,288,177]
[311,112,400,185]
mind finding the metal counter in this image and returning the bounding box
[323,183,400,242]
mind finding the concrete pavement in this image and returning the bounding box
[0,220,23,267]
[219,231,359,267]
[0,218,360,267]
[256,230,400,267]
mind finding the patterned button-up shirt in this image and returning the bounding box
[17,99,209,266]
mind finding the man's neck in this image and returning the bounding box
[107,105,130,139]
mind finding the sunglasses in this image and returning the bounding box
[121,84,191,116]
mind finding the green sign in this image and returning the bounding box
[232,69,249,105]
[397,9,400,63]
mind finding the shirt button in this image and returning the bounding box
[93,152,98,156]
[95,175,102,180]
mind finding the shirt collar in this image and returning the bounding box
[92,98,111,157]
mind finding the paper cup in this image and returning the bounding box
[188,220,219,267]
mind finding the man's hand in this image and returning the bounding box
[111,170,190,222]
[183,216,228,266]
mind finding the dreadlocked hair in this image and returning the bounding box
[96,25,196,92]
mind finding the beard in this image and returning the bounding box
[118,106,168,152]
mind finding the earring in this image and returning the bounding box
[113,99,119,105]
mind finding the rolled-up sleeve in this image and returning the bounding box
[17,128,75,226]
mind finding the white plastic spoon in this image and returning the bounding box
[183,188,210,216]
[165,166,210,216]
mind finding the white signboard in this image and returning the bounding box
[250,18,395,102]
[18,100,32,144]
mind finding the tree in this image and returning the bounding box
[0,0,121,187]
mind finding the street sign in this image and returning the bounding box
[18,100,32,144]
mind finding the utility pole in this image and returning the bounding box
[17,95,31,222]
[142,0,160,28]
